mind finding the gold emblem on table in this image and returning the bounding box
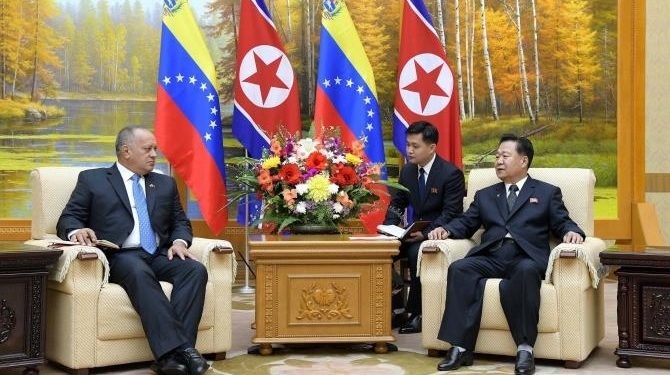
[297,282,353,320]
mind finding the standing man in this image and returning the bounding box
[57,126,210,375]
[384,121,465,334]
[428,134,585,375]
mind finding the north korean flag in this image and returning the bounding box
[393,0,462,168]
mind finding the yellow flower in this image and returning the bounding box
[345,153,362,166]
[306,174,332,202]
[261,156,281,169]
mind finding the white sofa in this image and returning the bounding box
[25,166,237,374]
[418,168,608,368]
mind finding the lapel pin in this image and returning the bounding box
[430,188,438,194]
[149,184,155,188]
[530,197,538,203]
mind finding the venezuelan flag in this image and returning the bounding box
[155,0,228,234]
[314,0,388,232]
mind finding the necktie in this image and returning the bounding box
[418,168,427,200]
[507,184,519,211]
[131,174,157,254]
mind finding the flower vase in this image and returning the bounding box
[289,224,339,235]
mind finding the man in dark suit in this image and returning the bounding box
[383,121,465,334]
[57,126,209,375]
[427,134,585,375]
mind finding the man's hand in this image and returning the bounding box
[563,231,584,244]
[427,227,450,240]
[71,228,98,246]
[405,231,425,243]
[168,240,195,261]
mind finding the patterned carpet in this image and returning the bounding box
[210,345,573,375]
[216,289,574,375]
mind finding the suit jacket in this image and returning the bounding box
[444,175,585,272]
[384,155,465,235]
[57,164,192,249]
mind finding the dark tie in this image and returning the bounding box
[418,167,427,200]
[131,174,157,254]
[507,184,519,211]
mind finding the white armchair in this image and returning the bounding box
[418,168,607,368]
[25,167,237,375]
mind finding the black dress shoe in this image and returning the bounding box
[437,346,474,371]
[150,353,188,375]
[179,347,210,375]
[398,314,422,334]
[514,350,535,375]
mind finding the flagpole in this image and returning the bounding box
[235,149,255,294]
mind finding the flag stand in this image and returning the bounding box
[235,150,255,294]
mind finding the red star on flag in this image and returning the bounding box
[401,60,449,113]
[243,52,289,105]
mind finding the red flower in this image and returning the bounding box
[305,151,328,171]
[278,164,301,185]
[330,164,359,186]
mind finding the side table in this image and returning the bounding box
[0,242,62,375]
[249,234,400,355]
[599,248,670,368]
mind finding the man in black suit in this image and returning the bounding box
[427,134,585,375]
[57,126,209,375]
[383,121,465,334]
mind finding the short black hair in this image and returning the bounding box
[499,133,534,168]
[115,126,144,155]
[406,121,439,145]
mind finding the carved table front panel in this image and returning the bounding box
[600,249,670,368]
[0,242,62,375]
[249,235,399,355]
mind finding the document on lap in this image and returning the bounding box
[49,239,120,250]
[376,220,431,240]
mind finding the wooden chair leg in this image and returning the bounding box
[205,352,227,361]
[564,359,583,369]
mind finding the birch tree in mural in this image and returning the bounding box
[498,0,535,124]
[479,0,499,120]
[454,0,466,121]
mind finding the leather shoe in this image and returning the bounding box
[179,347,210,375]
[514,350,535,375]
[150,353,188,375]
[398,314,422,334]
[437,346,474,371]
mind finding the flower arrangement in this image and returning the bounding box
[230,130,404,233]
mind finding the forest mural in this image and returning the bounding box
[2,0,615,122]
[0,0,618,220]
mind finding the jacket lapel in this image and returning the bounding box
[108,165,132,215]
[144,173,157,216]
[508,176,535,217]
[495,183,508,217]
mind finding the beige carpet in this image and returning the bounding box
[12,281,670,375]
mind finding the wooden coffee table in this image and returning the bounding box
[249,234,399,355]
[600,248,670,368]
[0,242,62,375]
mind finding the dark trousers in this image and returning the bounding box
[395,240,422,315]
[108,248,208,359]
[436,239,543,351]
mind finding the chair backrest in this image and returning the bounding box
[31,167,90,240]
[465,168,596,236]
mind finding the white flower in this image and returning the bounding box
[295,183,309,195]
[295,202,307,213]
[333,202,344,213]
[333,213,341,219]
[328,183,339,194]
[332,155,347,164]
[296,138,318,159]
